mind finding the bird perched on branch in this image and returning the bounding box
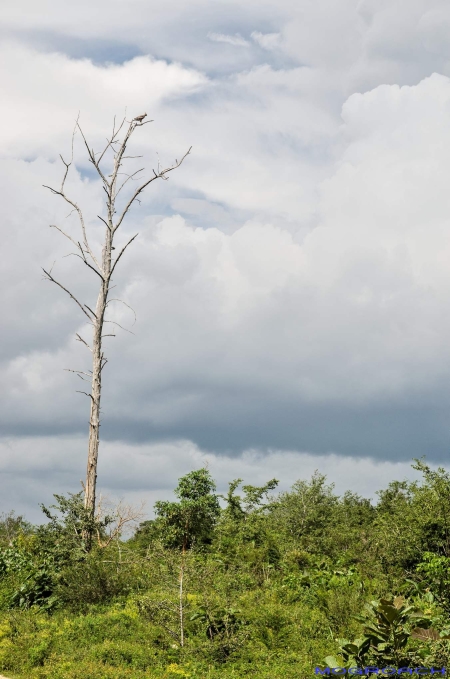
[133,113,147,122]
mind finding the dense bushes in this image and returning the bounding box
[1,460,450,677]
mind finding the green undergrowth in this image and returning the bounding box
[0,597,335,678]
[1,460,450,678]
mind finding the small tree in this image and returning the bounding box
[216,478,280,572]
[154,468,220,551]
[154,468,220,647]
[43,113,190,541]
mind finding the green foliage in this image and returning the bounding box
[38,492,113,561]
[9,565,57,612]
[0,512,32,548]
[213,478,280,574]
[416,552,450,608]
[332,596,437,668]
[0,543,58,613]
[55,551,139,610]
[0,493,136,615]
[2,462,450,678]
[190,603,242,640]
[373,460,450,575]
[190,602,247,660]
[271,471,338,545]
[154,468,220,550]
[219,478,279,521]
[0,546,32,576]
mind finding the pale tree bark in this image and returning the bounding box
[43,114,191,540]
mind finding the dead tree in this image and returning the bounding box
[43,114,191,537]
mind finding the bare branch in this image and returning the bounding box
[97,116,127,166]
[95,498,146,548]
[65,369,92,378]
[76,121,110,186]
[84,304,98,319]
[62,241,104,281]
[114,147,192,232]
[97,215,111,231]
[75,333,92,351]
[43,183,101,270]
[96,138,116,166]
[43,117,101,270]
[69,251,105,281]
[107,298,137,325]
[116,168,145,198]
[76,391,94,401]
[110,233,139,276]
[42,268,94,322]
[104,320,135,335]
[49,224,79,248]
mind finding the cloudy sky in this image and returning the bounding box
[2,0,450,521]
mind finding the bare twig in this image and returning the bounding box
[75,333,92,351]
[49,224,79,248]
[116,168,145,198]
[65,369,92,378]
[95,497,146,548]
[103,319,135,335]
[107,298,137,325]
[42,268,94,322]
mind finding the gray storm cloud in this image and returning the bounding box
[1,0,450,517]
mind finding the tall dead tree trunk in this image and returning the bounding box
[43,114,190,537]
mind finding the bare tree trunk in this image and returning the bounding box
[179,530,188,646]
[179,558,184,648]
[44,114,191,539]
[84,281,107,515]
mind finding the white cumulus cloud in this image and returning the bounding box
[207,32,250,47]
